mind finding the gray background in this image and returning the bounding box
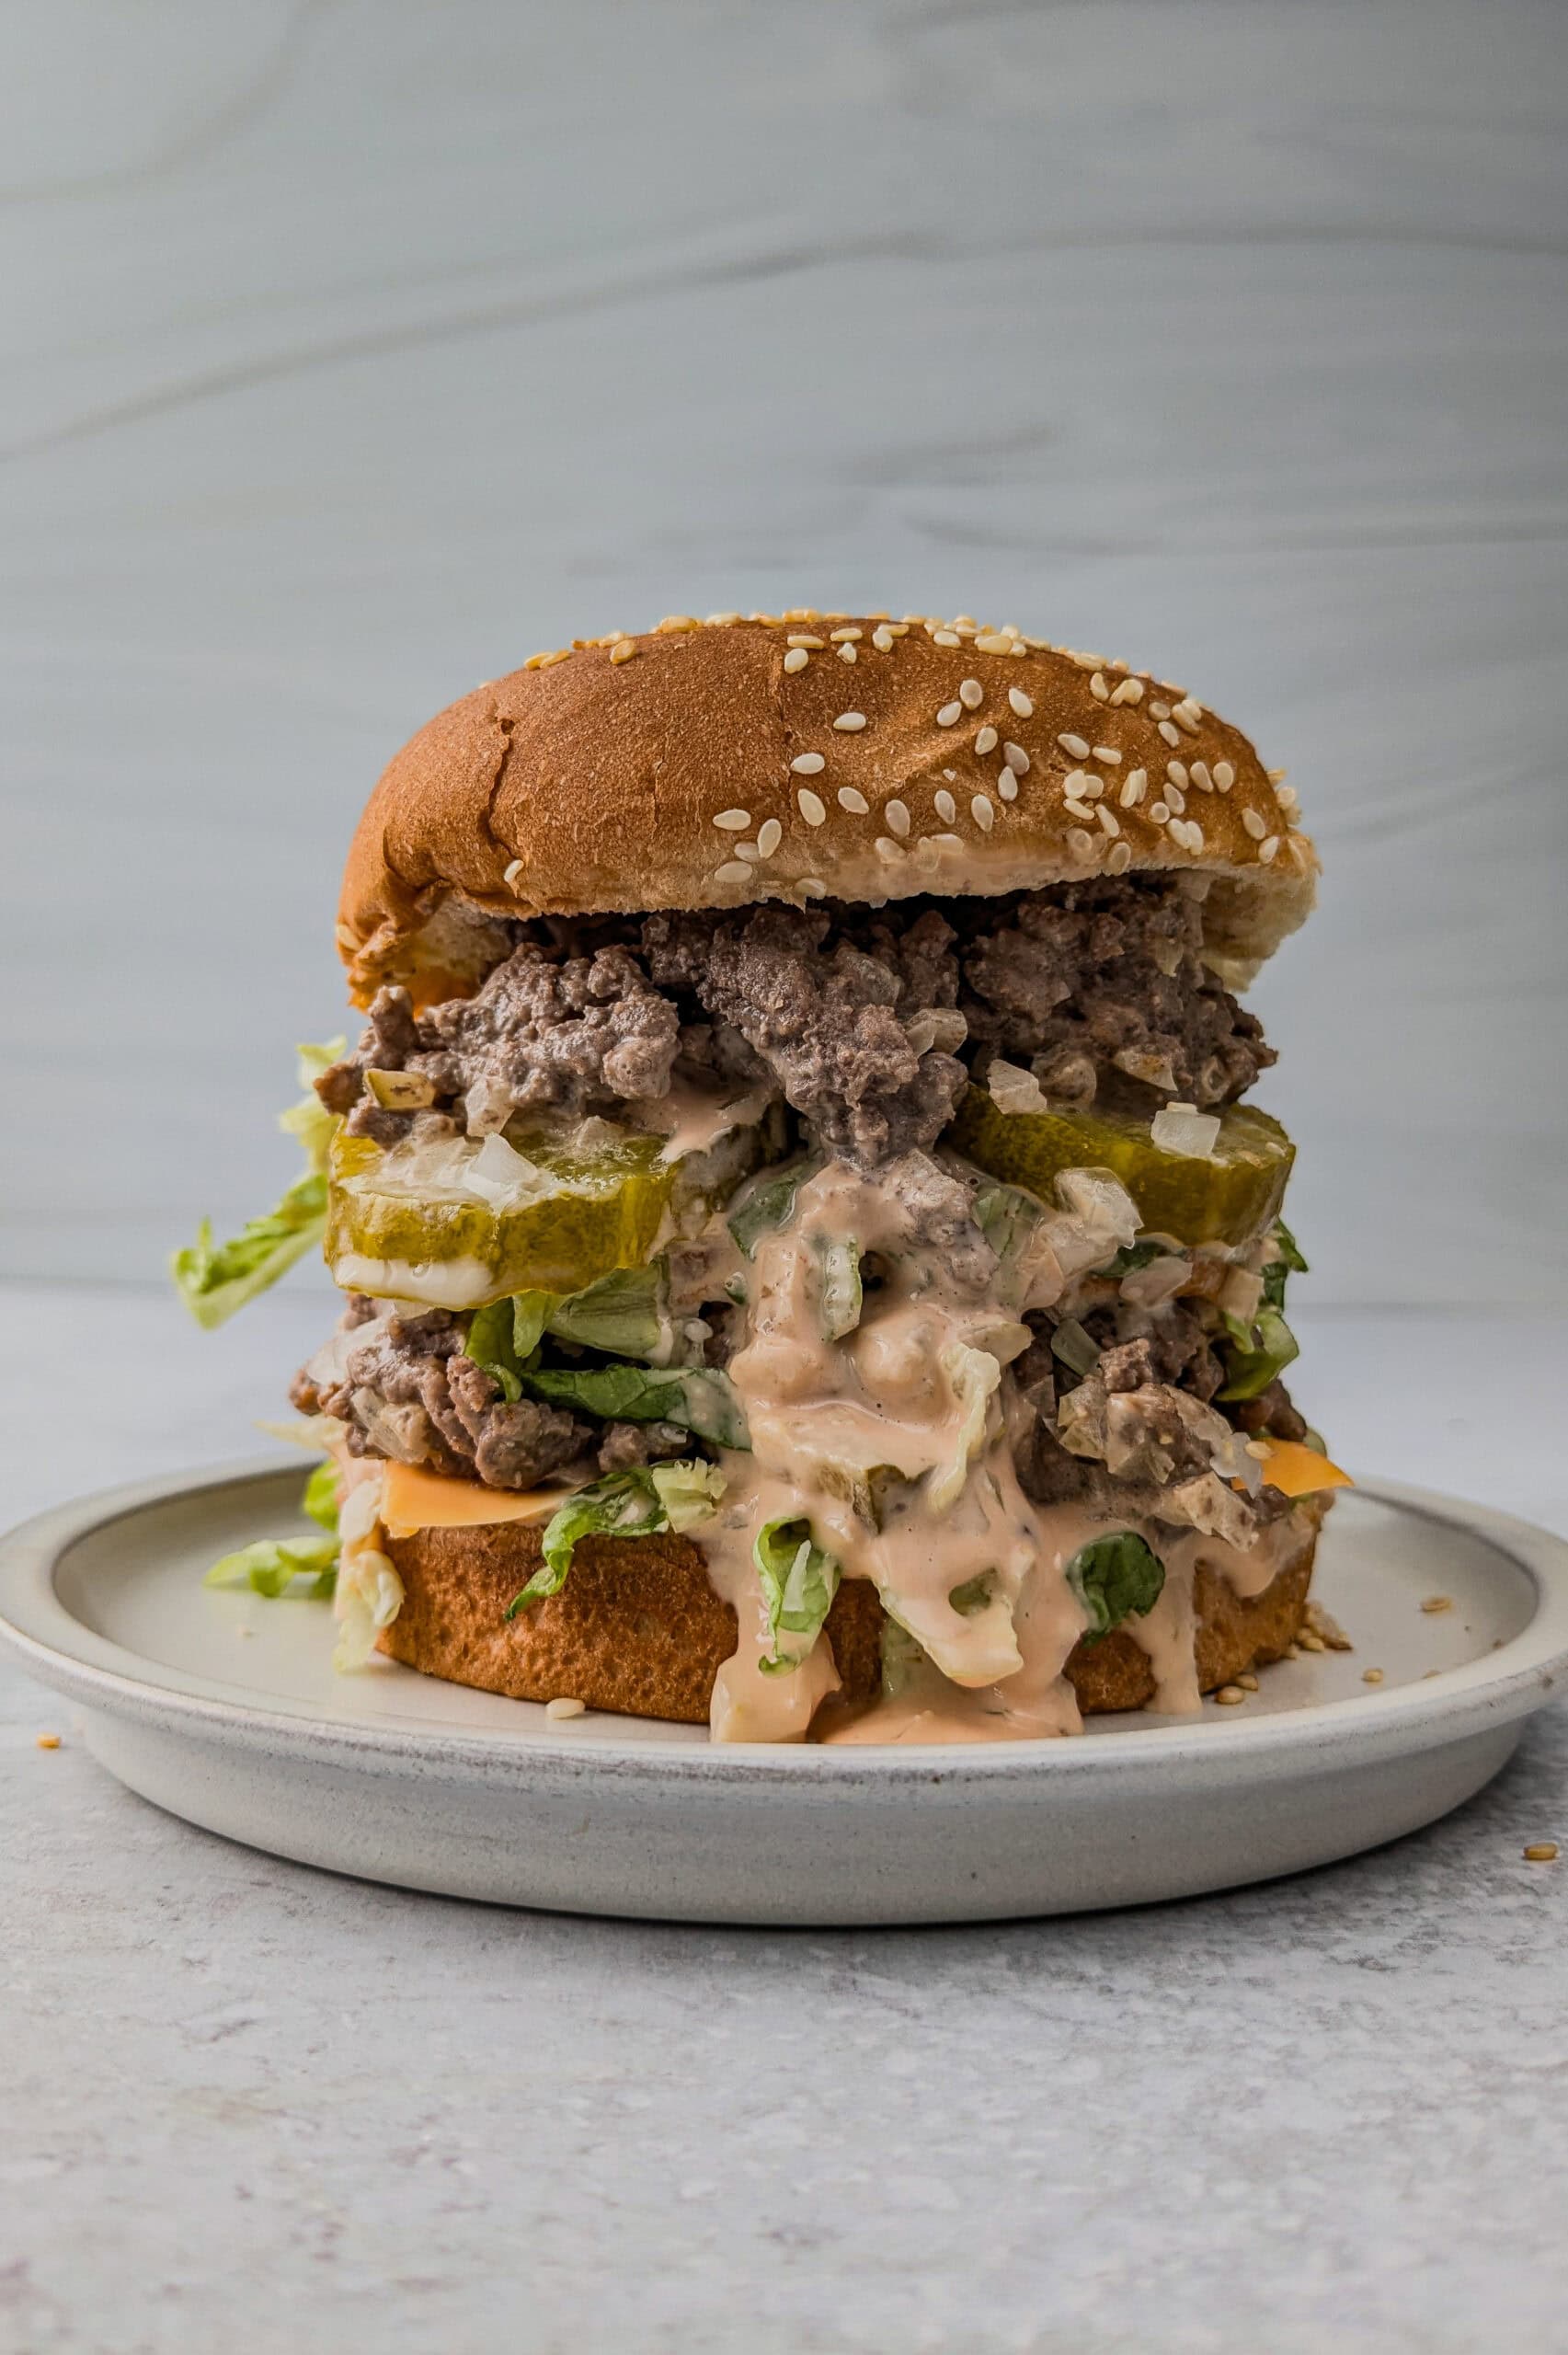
[4,0,1565,1307]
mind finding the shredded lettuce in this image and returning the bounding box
[1261,1218,1309,1311]
[505,1459,725,1615]
[727,1158,812,1258]
[521,1361,749,1449]
[815,1235,862,1341]
[1104,1238,1168,1279]
[172,1040,344,1328]
[302,1458,340,1534]
[1217,1304,1300,1400]
[1066,1531,1166,1643]
[753,1516,841,1674]
[204,1460,341,1598]
[928,1341,1001,1513]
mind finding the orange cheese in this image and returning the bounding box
[1252,1440,1353,1499]
[380,1459,561,1538]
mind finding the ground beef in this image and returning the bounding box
[1231,1378,1309,1445]
[293,1303,590,1489]
[316,879,1272,1168]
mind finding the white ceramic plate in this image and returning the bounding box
[2,1460,1565,1924]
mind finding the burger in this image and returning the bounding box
[177,608,1349,1743]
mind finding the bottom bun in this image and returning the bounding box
[378,1512,1322,1728]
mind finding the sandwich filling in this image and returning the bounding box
[211,872,1339,1740]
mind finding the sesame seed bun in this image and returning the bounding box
[336,613,1318,1004]
[375,1512,1322,1728]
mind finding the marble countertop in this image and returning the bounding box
[4,1285,1565,2353]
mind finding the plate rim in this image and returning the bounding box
[2,1455,1565,1789]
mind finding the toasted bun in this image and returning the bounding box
[376,1516,1320,1728]
[338,612,1317,1005]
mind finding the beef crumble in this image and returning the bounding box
[316,879,1273,1168]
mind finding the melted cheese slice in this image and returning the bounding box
[1253,1440,1353,1498]
[380,1459,561,1539]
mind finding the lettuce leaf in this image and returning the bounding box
[172,1040,344,1328]
[204,1533,338,1600]
[1217,1305,1300,1400]
[302,1458,340,1534]
[753,1516,841,1674]
[1261,1218,1309,1311]
[521,1361,750,1449]
[1065,1532,1165,1643]
[727,1159,812,1258]
[505,1459,725,1616]
[545,1263,670,1360]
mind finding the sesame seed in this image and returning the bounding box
[1092,745,1121,765]
[1079,775,1104,800]
[1185,821,1205,852]
[971,794,995,833]
[1174,706,1200,736]
[1177,695,1204,721]
[1109,678,1144,706]
[705,612,741,626]
[937,701,963,728]
[714,861,752,885]
[997,774,1018,803]
[1267,766,1288,784]
[1166,762,1188,788]
[714,809,751,831]
[1002,742,1030,775]
[928,833,964,851]
[1158,721,1181,747]
[872,626,895,652]
[797,789,827,827]
[1236,1671,1260,1691]
[36,1731,61,1749]
[1259,835,1280,864]
[1276,784,1299,814]
[736,842,761,862]
[1242,809,1267,841]
[885,798,910,838]
[1105,840,1133,874]
[656,615,700,633]
[546,1695,587,1720]
[972,632,1013,655]
[838,787,869,815]
[1525,1844,1560,1863]
[958,678,984,710]
[1090,672,1109,702]
[942,768,957,781]
[1298,1630,1327,1653]
[886,622,911,637]
[834,711,867,731]
[975,725,999,755]
[1214,761,1235,790]
[786,634,823,650]
[783,648,809,673]
[1096,806,1120,836]
[1190,761,1213,792]
[800,877,827,897]
[1421,1595,1454,1614]
[830,627,862,643]
[1063,768,1089,796]
[790,752,825,775]
[838,643,857,663]
[933,630,961,648]
[1008,687,1034,718]
[934,789,956,823]
[1165,785,1186,814]
[1066,827,1094,859]
[1063,798,1094,823]
[1215,1685,1246,1706]
[1362,1669,1385,1684]
[503,858,526,888]
[756,818,783,857]
[1119,770,1147,809]
[784,609,819,623]
[610,639,636,665]
[875,835,905,861]
[1150,801,1170,824]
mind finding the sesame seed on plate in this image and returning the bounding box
[790,752,825,774]
[1363,1668,1385,1684]
[503,858,525,888]
[1008,687,1034,718]
[1058,733,1091,760]
[714,861,752,885]
[1421,1594,1454,1614]
[834,711,867,731]
[1215,1686,1245,1706]
[971,794,995,833]
[934,789,956,823]
[714,809,750,831]
[885,798,910,838]
[1002,742,1030,775]
[1525,1843,1560,1862]
[1259,835,1280,863]
[1090,672,1109,701]
[1092,745,1121,765]
[36,1731,62,1749]
[959,678,984,710]
[756,819,783,857]
[609,639,636,665]
[1105,840,1133,874]
[937,701,963,728]
[1158,720,1181,747]
[975,725,999,755]
[838,786,869,815]
[1214,761,1235,790]
[1237,1672,1259,1692]
[783,648,809,673]
[1242,809,1267,840]
[546,1696,587,1720]
[797,789,827,827]
[1109,677,1144,706]
[998,774,1018,802]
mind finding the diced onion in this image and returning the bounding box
[986,1059,1049,1115]
[1054,1167,1140,1246]
[464,1131,542,1205]
[1150,1103,1221,1159]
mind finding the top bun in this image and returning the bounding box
[336,611,1318,1005]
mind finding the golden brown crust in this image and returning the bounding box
[338,614,1317,1005]
[377,1517,1317,1728]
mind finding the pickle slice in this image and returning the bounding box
[950,1086,1294,1247]
[326,1107,781,1310]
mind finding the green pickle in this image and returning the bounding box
[951,1086,1294,1247]
[326,1110,775,1307]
